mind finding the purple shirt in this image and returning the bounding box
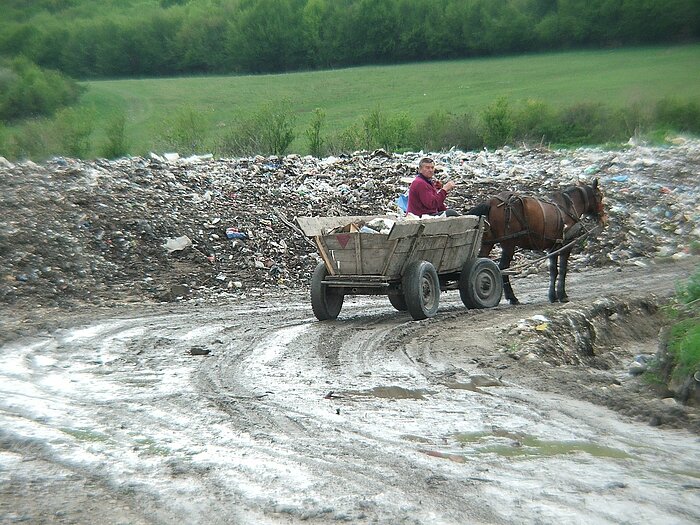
[407,174,447,216]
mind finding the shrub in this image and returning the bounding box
[326,123,364,155]
[217,100,296,157]
[258,100,296,156]
[361,108,415,152]
[447,112,482,151]
[667,319,700,380]
[415,110,451,151]
[676,266,700,306]
[513,99,558,145]
[653,267,700,391]
[616,102,653,139]
[53,107,95,158]
[654,98,700,134]
[99,113,129,159]
[481,97,514,148]
[0,57,83,122]
[557,102,621,145]
[158,106,209,155]
[7,118,52,160]
[305,108,326,158]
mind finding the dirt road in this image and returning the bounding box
[1,258,699,524]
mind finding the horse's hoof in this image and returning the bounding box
[509,299,520,305]
[560,297,570,303]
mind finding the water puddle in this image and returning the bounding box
[368,386,428,399]
[419,430,635,462]
[60,427,110,443]
[339,386,430,400]
[453,431,635,459]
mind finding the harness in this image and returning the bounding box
[489,187,587,246]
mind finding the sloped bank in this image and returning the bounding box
[509,293,699,432]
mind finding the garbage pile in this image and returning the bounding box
[1,137,699,308]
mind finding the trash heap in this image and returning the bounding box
[1,137,698,308]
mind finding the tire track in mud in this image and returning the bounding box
[2,259,700,524]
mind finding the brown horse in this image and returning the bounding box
[467,179,605,305]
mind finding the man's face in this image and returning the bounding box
[419,162,435,179]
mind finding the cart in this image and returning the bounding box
[296,215,503,321]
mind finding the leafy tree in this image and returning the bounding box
[227,0,305,72]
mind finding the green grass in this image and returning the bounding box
[84,44,700,149]
[22,44,700,155]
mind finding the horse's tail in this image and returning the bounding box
[466,202,491,217]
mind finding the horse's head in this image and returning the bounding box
[588,178,607,224]
[578,178,606,225]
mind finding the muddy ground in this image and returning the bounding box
[1,256,699,524]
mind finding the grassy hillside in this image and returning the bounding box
[78,44,700,154]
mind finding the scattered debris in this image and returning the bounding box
[1,141,698,308]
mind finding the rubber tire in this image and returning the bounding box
[402,260,440,320]
[311,262,344,320]
[387,291,408,311]
[459,258,503,309]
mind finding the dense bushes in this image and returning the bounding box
[0,57,83,122]
[1,0,698,78]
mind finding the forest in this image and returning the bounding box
[1,0,699,79]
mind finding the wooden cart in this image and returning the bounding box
[296,215,502,321]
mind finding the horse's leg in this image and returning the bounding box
[548,253,559,303]
[499,246,519,305]
[557,249,572,302]
[478,242,494,258]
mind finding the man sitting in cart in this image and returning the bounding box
[407,157,460,217]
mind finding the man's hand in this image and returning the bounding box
[443,181,456,193]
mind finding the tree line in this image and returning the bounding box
[1,0,698,79]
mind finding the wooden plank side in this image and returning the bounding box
[323,233,394,275]
[359,235,393,275]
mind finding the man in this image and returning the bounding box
[406,157,459,217]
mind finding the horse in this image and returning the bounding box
[467,179,605,305]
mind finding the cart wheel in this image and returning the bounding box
[402,260,440,320]
[387,291,407,312]
[459,258,502,309]
[311,262,344,320]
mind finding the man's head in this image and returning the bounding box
[418,157,435,179]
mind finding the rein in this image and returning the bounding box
[502,222,603,275]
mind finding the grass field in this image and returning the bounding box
[68,43,700,154]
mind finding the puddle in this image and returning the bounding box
[60,427,110,443]
[368,386,428,399]
[453,431,634,459]
[401,434,432,444]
